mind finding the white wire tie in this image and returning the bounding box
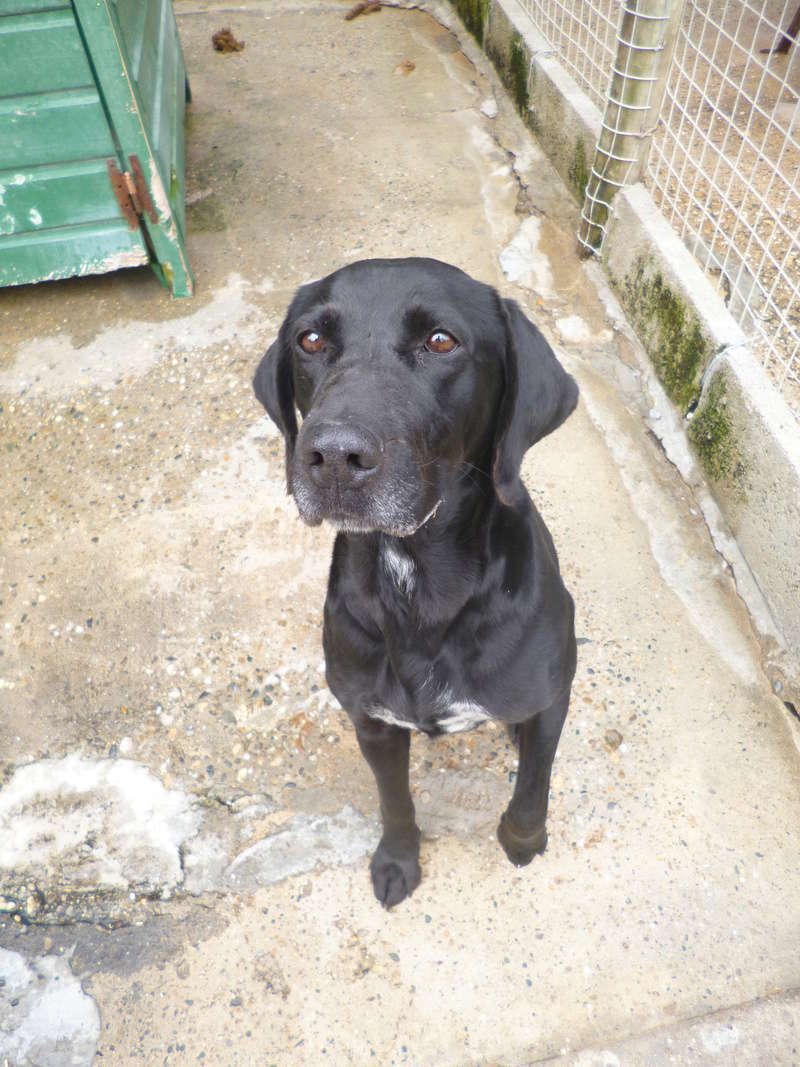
[615,36,666,51]
[599,119,659,139]
[620,6,671,19]
[588,174,629,189]
[586,174,626,193]
[609,67,658,82]
[605,94,652,110]
[595,150,640,164]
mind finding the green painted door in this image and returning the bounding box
[0,0,193,296]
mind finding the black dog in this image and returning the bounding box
[254,258,578,908]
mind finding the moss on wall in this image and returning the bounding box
[449,0,491,44]
[688,375,746,491]
[621,259,712,412]
[567,136,590,204]
[508,32,529,115]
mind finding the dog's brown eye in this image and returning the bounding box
[425,330,459,354]
[299,330,324,354]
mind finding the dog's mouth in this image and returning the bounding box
[326,498,442,536]
[292,478,442,537]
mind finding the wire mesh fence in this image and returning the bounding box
[517,0,621,109]
[520,0,800,418]
[647,0,800,414]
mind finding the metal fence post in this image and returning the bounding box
[578,0,686,255]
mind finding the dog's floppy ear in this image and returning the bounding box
[492,298,578,504]
[253,325,298,492]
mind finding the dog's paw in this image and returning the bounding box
[497,813,547,867]
[370,840,421,909]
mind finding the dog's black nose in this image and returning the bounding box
[303,422,383,488]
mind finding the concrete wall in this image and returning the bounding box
[604,188,800,668]
[471,0,800,684]
[483,0,601,203]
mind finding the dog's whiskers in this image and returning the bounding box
[417,498,442,530]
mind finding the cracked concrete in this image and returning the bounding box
[0,756,199,895]
[0,948,101,1067]
[1,1,799,1064]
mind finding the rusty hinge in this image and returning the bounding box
[107,155,159,230]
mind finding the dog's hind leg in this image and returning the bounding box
[497,688,570,867]
[354,717,421,908]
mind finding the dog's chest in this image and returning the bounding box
[369,540,491,734]
[380,541,417,598]
[368,697,489,734]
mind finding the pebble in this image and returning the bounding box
[604,728,624,751]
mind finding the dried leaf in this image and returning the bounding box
[345,1,381,20]
[212,28,245,52]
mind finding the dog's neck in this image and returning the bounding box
[375,474,497,614]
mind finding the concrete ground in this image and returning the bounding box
[1,1,799,1064]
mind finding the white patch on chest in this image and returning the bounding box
[367,706,419,731]
[366,698,490,734]
[438,700,490,732]
[380,541,416,596]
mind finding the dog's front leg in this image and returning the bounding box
[354,717,421,908]
[497,688,570,866]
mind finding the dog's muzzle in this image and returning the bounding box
[292,417,436,535]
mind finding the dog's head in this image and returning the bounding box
[254,258,577,534]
